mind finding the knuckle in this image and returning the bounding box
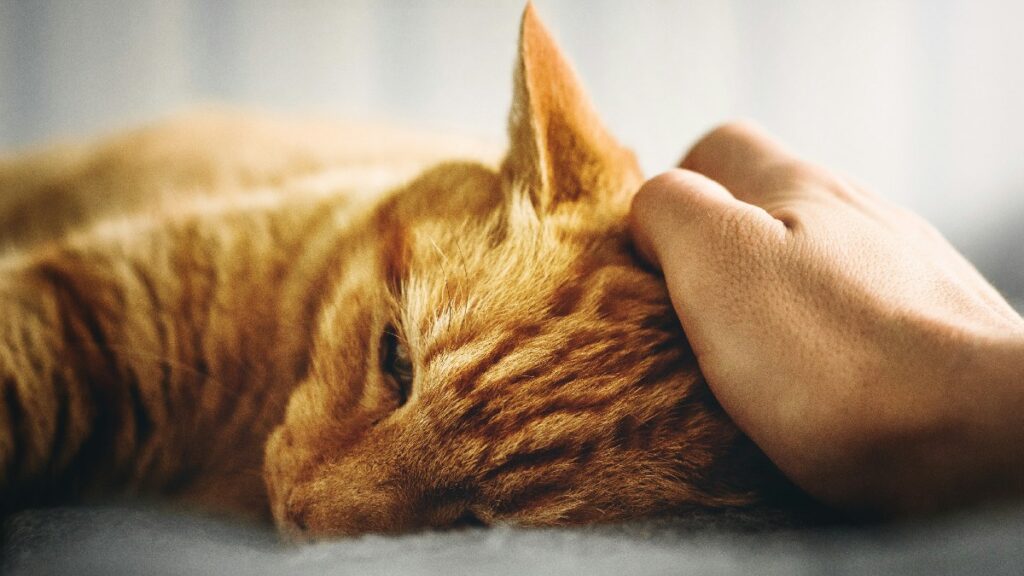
[761,161,851,204]
[683,120,766,170]
[636,170,682,200]
[761,161,814,191]
[634,170,701,211]
[631,178,664,219]
[706,119,764,143]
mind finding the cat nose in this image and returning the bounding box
[280,523,309,543]
[278,498,312,542]
[287,507,309,532]
[449,509,486,529]
[279,481,412,538]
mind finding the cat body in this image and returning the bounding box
[0,5,789,537]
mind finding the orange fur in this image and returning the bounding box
[0,5,795,537]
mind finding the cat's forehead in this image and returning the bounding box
[378,161,662,365]
[396,210,673,389]
[403,202,636,320]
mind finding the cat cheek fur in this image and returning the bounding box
[268,437,412,538]
[267,405,471,539]
[263,386,418,538]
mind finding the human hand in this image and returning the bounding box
[629,121,1024,516]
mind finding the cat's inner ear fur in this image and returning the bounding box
[501,3,643,213]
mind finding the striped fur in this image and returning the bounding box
[1,5,792,537]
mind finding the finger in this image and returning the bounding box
[629,169,776,271]
[680,120,819,209]
[630,169,782,365]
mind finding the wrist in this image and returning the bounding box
[891,327,1024,516]
[962,329,1024,487]
[824,322,1024,517]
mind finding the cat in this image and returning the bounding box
[0,4,798,538]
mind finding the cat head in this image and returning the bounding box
[264,4,774,538]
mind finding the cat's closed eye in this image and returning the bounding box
[380,327,414,407]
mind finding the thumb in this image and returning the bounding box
[629,169,773,271]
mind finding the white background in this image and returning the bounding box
[1,0,1022,302]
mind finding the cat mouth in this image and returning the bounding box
[449,509,487,530]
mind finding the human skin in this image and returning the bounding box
[629,121,1024,517]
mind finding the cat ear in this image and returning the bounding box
[501,3,642,212]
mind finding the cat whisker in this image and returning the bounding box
[453,236,472,288]
[427,234,456,305]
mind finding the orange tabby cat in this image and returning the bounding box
[0,5,794,537]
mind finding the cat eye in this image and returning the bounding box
[381,327,414,406]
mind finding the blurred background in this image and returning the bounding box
[1,0,1022,307]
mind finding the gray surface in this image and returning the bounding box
[4,503,1024,576]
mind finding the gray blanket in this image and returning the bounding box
[4,259,1022,576]
[5,278,1023,575]
[4,502,1024,575]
